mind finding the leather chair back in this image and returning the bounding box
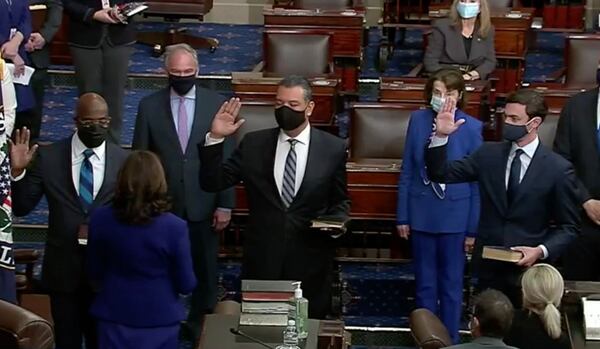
[294,0,351,10]
[236,102,277,145]
[264,31,332,77]
[350,104,414,161]
[538,113,559,147]
[0,300,53,349]
[409,308,452,349]
[565,35,600,88]
[488,0,513,8]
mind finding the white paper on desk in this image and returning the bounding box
[6,64,35,85]
[582,296,600,340]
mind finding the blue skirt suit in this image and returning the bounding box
[396,108,482,343]
[87,206,197,349]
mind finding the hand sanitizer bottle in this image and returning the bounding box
[289,281,308,339]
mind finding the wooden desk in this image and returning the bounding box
[263,7,364,92]
[231,73,339,126]
[563,281,600,349]
[378,77,491,120]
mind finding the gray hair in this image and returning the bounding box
[278,75,312,102]
[163,43,199,68]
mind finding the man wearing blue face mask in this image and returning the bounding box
[425,89,580,307]
[397,69,482,344]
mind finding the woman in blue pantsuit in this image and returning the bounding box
[396,68,482,343]
[88,151,197,349]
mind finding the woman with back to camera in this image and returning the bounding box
[505,263,570,349]
[424,0,496,81]
[396,68,483,344]
[87,150,196,349]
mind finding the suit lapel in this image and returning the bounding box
[446,26,468,63]
[291,127,319,207]
[185,85,206,155]
[467,33,482,62]
[161,89,184,155]
[511,143,547,206]
[491,142,511,213]
[590,89,600,160]
[64,140,83,213]
[264,129,285,210]
[92,143,116,208]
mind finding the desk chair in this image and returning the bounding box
[537,113,559,148]
[137,0,219,56]
[235,102,277,145]
[540,34,600,89]
[409,308,452,349]
[0,300,54,349]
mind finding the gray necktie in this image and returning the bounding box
[281,139,298,208]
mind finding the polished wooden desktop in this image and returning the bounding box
[527,84,589,115]
[563,281,600,349]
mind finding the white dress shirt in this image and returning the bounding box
[504,136,539,188]
[596,91,600,129]
[273,125,310,196]
[71,133,106,199]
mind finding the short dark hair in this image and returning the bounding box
[278,75,313,101]
[113,151,171,225]
[424,68,467,109]
[473,289,514,338]
[505,89,548,121]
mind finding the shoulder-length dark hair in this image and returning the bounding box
[424,68,467,109]
[113,151,171,225]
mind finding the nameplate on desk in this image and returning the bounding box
[28,4,47,10]
[505,12,523,19]
[583,296,600,340]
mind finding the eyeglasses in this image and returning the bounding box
[78,118,111,128]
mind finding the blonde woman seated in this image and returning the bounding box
[504,264,569,349]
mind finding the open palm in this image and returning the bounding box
[9,127,38,176]
[434,98,464,137]
[210,97,245,138]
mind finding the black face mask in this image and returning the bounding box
[502,121,530,142]
[78,124,108,148]
[274,106,306,131]
[169,74,196,96]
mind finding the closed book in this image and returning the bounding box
[242,292,294,302]
[239,313,288,327]
[117,2,148,17]
[311,215,350,231]
[482,246,523,263]
[241,301,290,314]
[241,279,294,293]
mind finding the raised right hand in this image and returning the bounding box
[435,97,464,137]
[396,225,410,239]
[209,98,244,139]
[9,127,38,177]
[93,9,118,24]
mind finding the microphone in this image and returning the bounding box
[229,328,276,349]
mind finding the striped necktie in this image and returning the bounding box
[79,149,94,211]
[281,139,298,208]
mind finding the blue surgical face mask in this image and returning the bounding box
[431,95,445,112]
[457,2,480,19]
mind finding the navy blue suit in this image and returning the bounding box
[426,139,580,305]
[88,206,196,348]
[0,0,34,112]
[397,108,482,343]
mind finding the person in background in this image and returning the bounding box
[22,0,63,142]
[396,68,482,344]
[446,289,517,349]
[505,264,569,349]
[62,0,137,144]
[87,150,196,349]
[424,0,496,81]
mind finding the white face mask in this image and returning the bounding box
[431,95,445,112]
[457,2,480,19]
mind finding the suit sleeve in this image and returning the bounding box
[474,27,496,79]
[466,122,483,236]
[425,142,481,184]
[15,3,32,44]
[87,213,105,285]
[423,26,444,73]
[326,141,350,219]
[199,139,243,192]
[11,151,44,217]
[62,0,96,23]
[215,135,236,209]
[132,101,150,150]
[544,164,581,257]
[38,0,63,44]
[170,220,197,294]
[396,114,417,225]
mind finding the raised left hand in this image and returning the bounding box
[512,246,543,267]
[212,209,231,233]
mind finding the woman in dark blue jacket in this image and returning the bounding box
[396,68,482,343]
[88,150,196,349]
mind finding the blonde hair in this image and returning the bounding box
[449,0,492,39]
[521,263,564,339]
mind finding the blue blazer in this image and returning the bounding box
[87,206,197,327]
[0,0,34,112]
[397,108,482,235]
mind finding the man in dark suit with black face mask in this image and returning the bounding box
[10,93,129,349]
[133,43,235,342]
[199,75,350,319]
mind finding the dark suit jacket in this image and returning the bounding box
[425,141,580,264]
[88,207,196,327]
[28,0,63,69]
[62,0,136,48]
[446,336,518,349]
[132,85,235,221]
[12,138,129,292]
[424,18,497,79]
[199,127,350,280]
[504,309,570,349]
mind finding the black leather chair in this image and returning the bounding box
[0,300,53,349]
[409,308,453,349]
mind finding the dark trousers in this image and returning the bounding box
[14,68,47,141]
[50,286,97,349]
[187,220,219,325]
[563,219,600,281]
[70,41,133,145]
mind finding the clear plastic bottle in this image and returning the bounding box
[276,319,300,349]
[289,281,309,339]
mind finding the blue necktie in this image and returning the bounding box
[507,149,524,204]
[281,139,298,208]
[79,149,94,211]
